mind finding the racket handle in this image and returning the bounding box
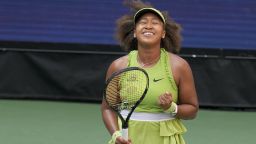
[122,128,128,140]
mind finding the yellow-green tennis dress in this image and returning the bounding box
[109,48,187,144]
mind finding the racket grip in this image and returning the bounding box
[122,128,128,140]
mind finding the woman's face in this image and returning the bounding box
[134,13,165,47]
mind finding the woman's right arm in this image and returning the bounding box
[101,56,128,135]
[101,99,119,134]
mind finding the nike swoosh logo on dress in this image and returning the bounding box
[153,78,164,82]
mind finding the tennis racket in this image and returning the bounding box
[103,67,149,140]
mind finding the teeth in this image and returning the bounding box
[143,32,153,36]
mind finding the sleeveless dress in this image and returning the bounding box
[108,48,187,144]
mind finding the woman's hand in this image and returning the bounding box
[115,136,132,144]
[158,92,173,110]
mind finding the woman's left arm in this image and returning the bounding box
[174,57,199,120]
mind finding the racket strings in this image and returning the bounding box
[119,70,147,109]
[106,76,122,111]
[105,69,147,111]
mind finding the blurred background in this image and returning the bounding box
[0,0,255,144]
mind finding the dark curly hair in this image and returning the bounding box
[115,0,182,54]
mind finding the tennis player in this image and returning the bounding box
[101,1,199,144]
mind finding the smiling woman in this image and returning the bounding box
[101,0,199,144]
[134,12,165,57]
[115,1,182,54]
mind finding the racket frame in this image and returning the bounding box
[103,67,149,139]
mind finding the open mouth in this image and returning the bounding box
[142,32,154,37]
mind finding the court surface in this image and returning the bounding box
[0,99,255,144]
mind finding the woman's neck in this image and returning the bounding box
[137,46,161,68]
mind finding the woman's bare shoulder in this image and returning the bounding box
[170,53,190,68]
[168,53,193,86]
[111,55,129,70]
[106,55,129,78]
